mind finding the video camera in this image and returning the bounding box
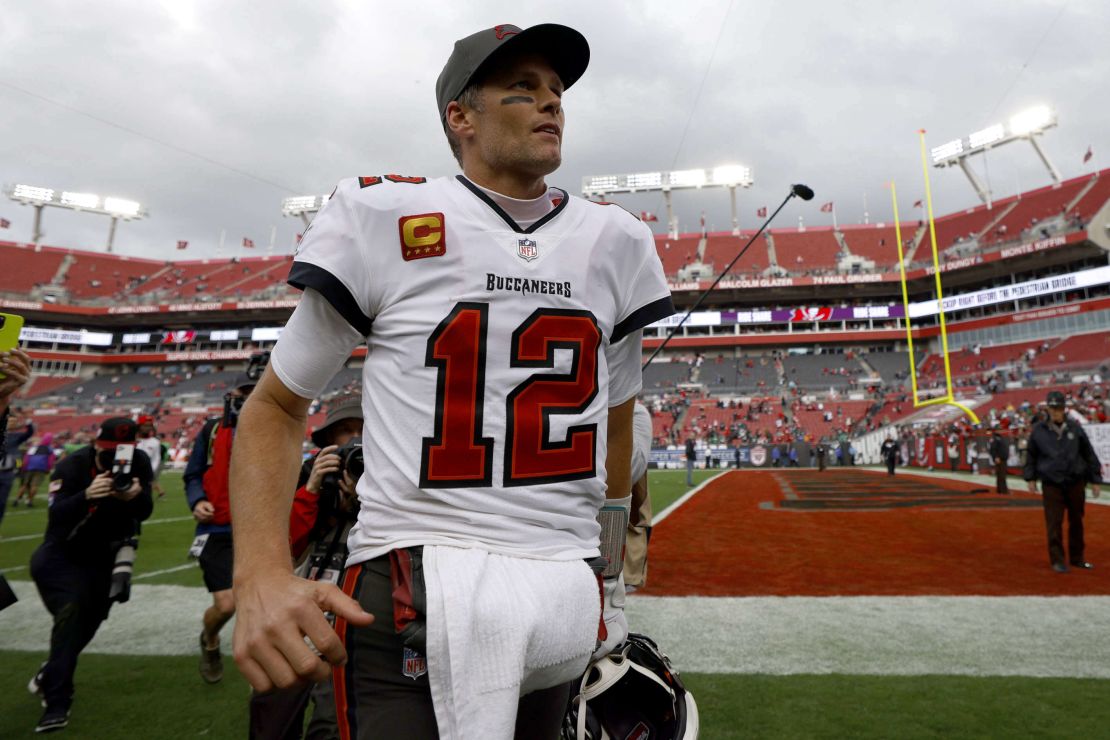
[245,350,271,382]
[109,537,139,604]
[223,351,270,427]
[110,443,135,493]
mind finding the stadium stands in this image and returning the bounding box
[643,361,692,391]
[1071,173,1110,220]
[700,356,779,393]
[61,252,159,299]
[979,176,1092,246]
[918,339,1044,381]
[653,237,701,277]
[1029,331,1110,372]
[703,233,769,276]
[0,243,66,295]
[781,354,864,389]
[840,225,912,269]
[770,228,841,270]
[861,351,914,386]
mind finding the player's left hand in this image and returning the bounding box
[593,572,628,661]
[1092,485,1101,500]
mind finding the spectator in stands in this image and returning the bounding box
[947,434,960,472]
[1024,391,1102,573]
[990,429,1010,494]
[249,393,363,739]
[28,417,154,733]
[184,372,258,684]
[14,433,56,508]
[0,348,32,527]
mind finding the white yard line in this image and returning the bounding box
[0,515,194,543]
[132,563,196,580]
[654,469,732,525]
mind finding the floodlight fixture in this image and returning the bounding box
[103,197,143,218]
[931,105,1061,204]
[968,124,1005,149]
[281,193,331,226]
[581,164,754,237]
[930,139,964,163]
[1009,105,1055,136]
[4,182,147,251]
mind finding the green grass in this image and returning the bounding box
[1,651,1107,739]
[1,471,206,588]
[1,469,719,584]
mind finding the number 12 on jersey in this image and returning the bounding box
[419,302,602,488]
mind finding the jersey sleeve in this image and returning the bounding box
[610,227,674,344]
[606,329,643,407]
[287,179,374,336]
[270,289,363,400]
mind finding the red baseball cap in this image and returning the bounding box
[95,417,138,448]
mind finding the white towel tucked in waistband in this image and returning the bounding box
[422,545,599,740]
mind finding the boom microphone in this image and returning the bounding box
[791,183,815,201]
[643,183,816,367]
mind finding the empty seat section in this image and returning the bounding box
[841,225,910,268]
[980,176,1093,245]
[0,243,66,294]
[652,237,700,277]
[703,233,769,276]
[770,228,840,270]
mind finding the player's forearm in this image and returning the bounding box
[230,385,309,581]
[606,398,634,499]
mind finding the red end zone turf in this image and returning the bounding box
[643,469,1110,597]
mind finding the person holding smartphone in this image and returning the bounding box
[27,417,153,733]
[0,345,33,527]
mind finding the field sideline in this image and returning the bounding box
[2,469,1109,737]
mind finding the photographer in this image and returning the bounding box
[28,417,153,733]
[1,347,34,527]
[249,393,362,740]
[184,369,259,684]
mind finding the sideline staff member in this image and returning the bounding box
[1024,391,1102,573]
[29,417,153,733]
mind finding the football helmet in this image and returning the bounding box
[562,633,699,739]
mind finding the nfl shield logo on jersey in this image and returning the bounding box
[517,237,538,262]
[402,647,427,680]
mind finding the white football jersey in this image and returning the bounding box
[287,174,673,564]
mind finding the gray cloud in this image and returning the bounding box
[1,0,1104,259]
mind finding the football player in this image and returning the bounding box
[229,23,673,739]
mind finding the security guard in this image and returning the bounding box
[1023,391,1103,573]
[29,417,153,733]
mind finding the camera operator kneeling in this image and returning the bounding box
[249,394,362,740]
[29,417,153,734]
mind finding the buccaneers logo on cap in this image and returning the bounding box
[398,213,446,261]
[493,24,519,40]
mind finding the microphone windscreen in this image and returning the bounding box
[792,184,815,201]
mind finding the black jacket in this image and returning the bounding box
[1023,420,1103,487]
[989,436,1008,463]
[42,445,154,553]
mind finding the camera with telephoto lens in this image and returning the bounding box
[322,436,364,492]
[109,537,139,604]
[111,443,136,492]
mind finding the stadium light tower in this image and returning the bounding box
[930,105,1061,206]
[281,193,330,227]
[582,165,754,238]
[4,184,147,251]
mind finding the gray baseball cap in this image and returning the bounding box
[435,23,590,122]
[311,393,364,448]
[1045,390,1066,408]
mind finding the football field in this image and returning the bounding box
[2,469,1109,738]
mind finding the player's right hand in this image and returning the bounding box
[232,569,374,692]
[305,445,340,494]
[193,500,215,523]
[1027,481,1038,494]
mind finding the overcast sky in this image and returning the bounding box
[1,0,1106,260]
